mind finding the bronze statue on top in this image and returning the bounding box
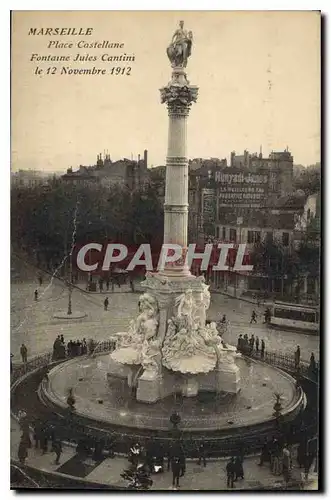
[167,20,193,68]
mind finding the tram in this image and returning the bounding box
[270,301,319,333]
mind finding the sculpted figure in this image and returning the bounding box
[202,283,211,310]
[176,289,194,318]
[193,283,211,327]
[116,293,159,349]
[175,289,195,331]
[141,338,162,376]
[167,21,193,68]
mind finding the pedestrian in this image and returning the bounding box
[10,353,14,374]
[294,345,301,370]
[264,307,271,324]
[282,444,292,485]
[242,334,249,354]
[258,438,270,466]
[179,451,186,477]
[52,440,62,465]
[255,336,260,352]
[171,456,181,488]
[237,335,243,352]
[82,338,87,355]
[221,314,227,324]
[34,289,38,301]
[106,278,110,291]
[18,439,28,465]
[20,343,28,363]
[99,279,104,293]
[104,297,109,311]
[40,425,48,454]
[226,457,236,488]
[309,353,316,377]
[250,310,257,324]
[92,438,104,462]
[197,442,206,467]
[21,421,32,449]
[249,335,255,354]
[33,420,42,449]
[261,339,265,359]
[130,278,134,292]
[305,436,318,479]
[297,438,306,468]
[234,455,244,481]
[270,438,282,475]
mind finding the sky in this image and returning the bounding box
[11,10,320,172]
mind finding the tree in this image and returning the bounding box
[11,182,164,270]
[293,163,321,196]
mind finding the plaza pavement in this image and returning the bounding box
[11,279,319,363]
[10,417,317,490]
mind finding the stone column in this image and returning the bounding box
[160,68,198,278]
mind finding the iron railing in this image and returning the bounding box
[11,342,319,386]
[248,349,319,382]
[11,340,116,385]
[11,352,53,384]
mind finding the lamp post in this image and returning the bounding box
[235,216,243,297]
[67,252,73,315]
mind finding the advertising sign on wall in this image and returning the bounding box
[215,169,270,208]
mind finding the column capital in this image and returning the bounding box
[160,84,199,116]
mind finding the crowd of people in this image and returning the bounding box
[52,335,88,361]
[258,434,318,486]
[17,413,63,466]
[86,275,135,293]
[236,333,266,357]
[225,455,244,488]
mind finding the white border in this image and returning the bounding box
[2,2,327,498]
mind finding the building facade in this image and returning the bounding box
[61,149,150,191]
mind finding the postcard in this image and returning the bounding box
[10,10,320,491]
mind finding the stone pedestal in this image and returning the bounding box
[108,358,131,379]
[136,374,163,403]
[215,364,241,394]
[136,368,178,403]
[182,376,199,397]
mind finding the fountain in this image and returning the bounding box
[108,21,240,402]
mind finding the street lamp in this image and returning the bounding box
[234,216,243,297]
[67,250,73,315]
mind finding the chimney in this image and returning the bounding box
[144,149,148,169]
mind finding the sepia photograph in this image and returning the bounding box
[10,10,321,491]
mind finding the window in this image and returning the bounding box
[282,232,289,246]
[216,226,220,239]
[274,308,316,323]
[254,231,261,243]
[266,232,273,243]
[229,228,237,242]
[248,231,261,244]
[222,227,226,240]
